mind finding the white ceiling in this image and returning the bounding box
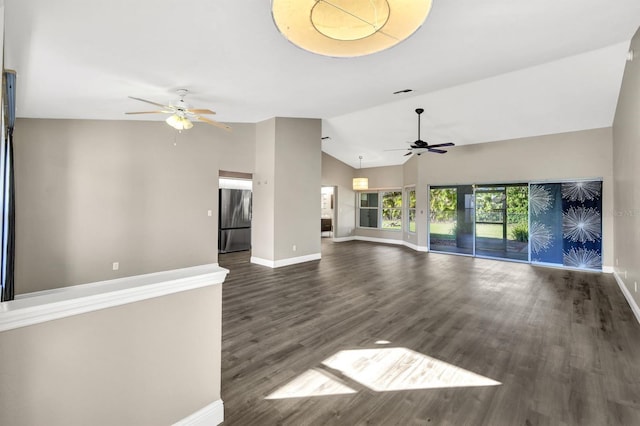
[4,0,640,168]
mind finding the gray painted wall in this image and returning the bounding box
[321,152,355,238]
[612,29,640,308]
[14,119,255,294]
[253,118,277,261]
[274,118,322,260]
[253,117,322,262]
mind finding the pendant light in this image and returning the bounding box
[353,156,368,191]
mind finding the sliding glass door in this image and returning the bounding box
[429,185,474,255]
[428,180,602,271]
[474,184,529,261]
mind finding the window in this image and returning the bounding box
[359,190,402,230]
[382,191,402,230]
[359,192,379,228]
[406,188,416,233]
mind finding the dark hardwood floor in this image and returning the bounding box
[219,240,640,426]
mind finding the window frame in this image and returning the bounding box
[405,186,417,234]
[357,189,403,231]
[358,192,379,229]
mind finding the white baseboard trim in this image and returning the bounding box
[613,271,640,325]
[250,256,275,267]
[603,266,614,273]
[403,241,429,252]
[173,399,224,426]
[332,236,428,252]
[352,235,405,246]
[332,236,355,243]
[251,253,322,268]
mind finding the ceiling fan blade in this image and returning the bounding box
[125,110,171,115]
[195,115,232,132]
[188,109,216,115]
[128,96,171,109]
[427,142,455,149]
[428,148,447,154]
[384,148,411,151]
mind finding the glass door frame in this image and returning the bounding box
[427,185,475,257]
[474,183,530,263]
[427,181,530,264]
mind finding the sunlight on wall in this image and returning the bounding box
[265,346,501,400]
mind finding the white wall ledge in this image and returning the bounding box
[0,264,229,332]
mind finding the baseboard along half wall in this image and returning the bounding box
[173,399,224,426]
[251,253,322,268]
[613,271,640,325]
[403,240,429,252]
[333,236,428,252]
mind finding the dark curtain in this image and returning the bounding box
[1,71,16,302]
[530,180,602,270]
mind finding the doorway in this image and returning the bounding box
[428,185,474,255]
[474,184,529,261]
[321,186,335,238]
[218,176,252,253]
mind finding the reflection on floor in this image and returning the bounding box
[430,235,528,261]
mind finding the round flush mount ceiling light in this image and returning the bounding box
[272,0,432,57]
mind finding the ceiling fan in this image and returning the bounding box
[390,108,454,156]
[125,89,231,131]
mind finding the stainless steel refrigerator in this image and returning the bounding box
[218,188,252,253]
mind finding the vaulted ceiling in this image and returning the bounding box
[5,0,640,168]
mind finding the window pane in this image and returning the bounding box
[360,209,378,228]
[360,192,378,208]
[429,186,474,255]
[408,190,416,208]
[382,191,402,208]
[408,209,416,232]
[382,208,401,229]
[475,184,529,262]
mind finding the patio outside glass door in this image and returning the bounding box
[474,184,529,261]
[429,185,474,255]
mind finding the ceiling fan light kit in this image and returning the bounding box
[407,108,455,156]
[166,114,193,130]
[125,89,231,132]
[271,0,432,57]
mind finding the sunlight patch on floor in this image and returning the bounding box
[264,368,357,399]
[266,346,501,400]
[322,347,501,392]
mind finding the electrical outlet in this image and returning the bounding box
[112,262,119,271]
[292,245,297,252]
[207,210,212,217]
[616,258,619,266]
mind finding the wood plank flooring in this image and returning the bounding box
[219,240,640,425]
